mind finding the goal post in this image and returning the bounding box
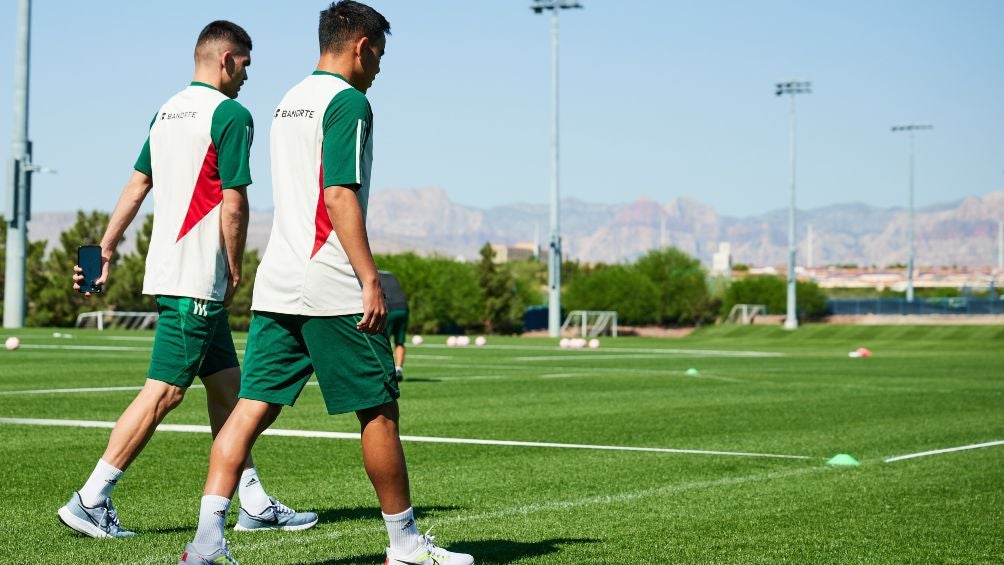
[75,311,159,331]
[560,310,618,337]
[725,304,767,325]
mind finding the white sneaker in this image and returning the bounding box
[385,529,473,565]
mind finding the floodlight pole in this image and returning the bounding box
[776,81,811,330]
[4,0,32,329]
[532,0,581,337]
[891,124,932,303]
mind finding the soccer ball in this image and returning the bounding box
[5,336,20,351]
[457,336,471,347]
[571,338,586,349]
[446,336,457,347]
[475,336,486,347]
[588,338,600,349]
[411,335,423,346]
[559,338,570,349]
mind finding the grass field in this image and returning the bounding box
[1,324,1002,564]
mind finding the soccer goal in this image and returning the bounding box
[725,304,767,325]
[561,310,618,337]
[75,311,159,331]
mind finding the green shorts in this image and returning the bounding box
[147,296,239,387]
[240,311,400,415]
[386,308,409,346]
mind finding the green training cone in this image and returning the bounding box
[685,368,700,376]
[827,453,860,467]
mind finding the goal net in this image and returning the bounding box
[75,311,159,331]
[560,310,618,337]
[725,304,767,325]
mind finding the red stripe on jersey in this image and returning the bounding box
[176,143,223,242]
[311,161,333,258]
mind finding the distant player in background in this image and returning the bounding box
[61,20,316,540]
[379,271,409,381]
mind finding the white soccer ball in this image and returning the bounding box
[559,338,570,349]
[5,336,20,351]
[411,335,423,346]
[588,338,600,349]
[447,336,457,347]
[571,338,586,349]
[475,336,487,347]
[457,336,471,346]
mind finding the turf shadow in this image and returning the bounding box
[314,504,462,524]
[296,537,597,564]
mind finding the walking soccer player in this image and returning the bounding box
[60,20,316,540]
[178,3,474,564]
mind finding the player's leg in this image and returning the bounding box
[59,296,207,539]
[388,309,408,381]
[180,313,317,563]
[305,315,472,565]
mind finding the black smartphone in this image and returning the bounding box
[77,245,104,293]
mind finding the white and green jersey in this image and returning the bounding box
[252,72,374,315]
[134,82,253,301]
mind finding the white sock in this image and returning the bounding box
[193,495,230,548]
[383,507,421,554]
[237,467,272,515]
[78,459,123,507]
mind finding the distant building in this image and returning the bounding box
[490,242,539,263]
[711,242,732,278]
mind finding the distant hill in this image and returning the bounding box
[24,189,1004,268]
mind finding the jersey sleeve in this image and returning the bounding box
[321,88,372,189]
[132,113,158,176]
[211,99,254,189]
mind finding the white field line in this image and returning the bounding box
[0,417,812,460]
[884,440,1004,463]
[122,465,827,565]
[418,343,784,357]
[514,351,781,361]
[0,382,325,396]
[18,344,151,352]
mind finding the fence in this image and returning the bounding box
[827,298,1004,316]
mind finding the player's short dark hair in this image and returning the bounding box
[196,20,252,53]
[319,1,391,54]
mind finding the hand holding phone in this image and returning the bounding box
[76,245,104,294]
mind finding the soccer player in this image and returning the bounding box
[60,21,316,539]
[379,271,409,381]
[178,3,474,564]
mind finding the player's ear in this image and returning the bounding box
[354,36,369,59]
[222,50,236,76]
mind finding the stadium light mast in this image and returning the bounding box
[776,81,811,330]
[5,0,33,328]
[891,124,932,303]
[531,0,581,337]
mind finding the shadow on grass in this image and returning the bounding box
[315,505,462,524]
[137,505,462,535]
[298,537,597,564]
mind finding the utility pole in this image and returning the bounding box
[4,0,33,328]
[776,81,811,330]
[531,0,582,337]
[891,124,932,303]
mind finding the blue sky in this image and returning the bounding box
[2,0,1002,218]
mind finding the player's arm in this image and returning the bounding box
[212,100,254,306]
[220,186,248,306]
[324,185,385,334]
[73,169,152,294]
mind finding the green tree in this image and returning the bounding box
[375,252,481,334]
[720,275,829,321]
[563,264,660,325]
[634,247,716,325]
[475,243,526,334]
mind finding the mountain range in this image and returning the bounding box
[25,189,1004,268]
